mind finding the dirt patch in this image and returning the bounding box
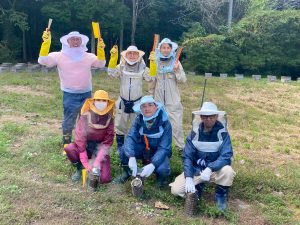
[1,85,53,98]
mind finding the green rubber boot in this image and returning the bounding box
[114,165,131,184]
[71,162,82,182]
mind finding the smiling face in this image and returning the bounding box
[67,36,82,48]
[160,43,172,57]
[141,102,157,118]
[200,114,218,131]
[125,51,139,62]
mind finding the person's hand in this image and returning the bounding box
[108,45,118,69]
[148,51,156,61]
[128,157,137,177]
[42,30,51,42]
[173,62,179,71]
[110,45,118,55]
[185,177,195,193]
[200,167,212,182]
[140,163,155,177]
[97,38,106,49]
[85,164,92,172]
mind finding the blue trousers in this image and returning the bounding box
[62,91,91,134]
[119,145,171,177]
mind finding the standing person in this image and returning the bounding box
[38,30,106,145]
[64,90,115,184]
[116,96,172,187]
[149,38,186,152]
[169,102,236,211]
[107,45,152,153]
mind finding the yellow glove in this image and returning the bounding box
[39,30,51,56]
[108,45,118,69]
[149,51,157,76]
[97,38,106,61]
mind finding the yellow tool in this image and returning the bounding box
[92,22,101,39]
[82,169,87,187]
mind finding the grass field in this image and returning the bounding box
[0,72,299,225]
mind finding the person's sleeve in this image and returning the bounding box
[74,116,88,153]
[183,132,197,178]
[151,121,172,168]
[107,65,121,78]
[91,54,106,68]
[38,52,58,67]
[207,133,233,171]
[94,119,114,165]
[123,117,140,158]
[174,61,187,83]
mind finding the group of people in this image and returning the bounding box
[38,30,236,211]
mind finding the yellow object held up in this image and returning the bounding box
[108,45,118,69]
[97,38,106,61]
[92,22,101,39]
[149,51,157,76]
[39,30,51,56]
[82,169,87,187]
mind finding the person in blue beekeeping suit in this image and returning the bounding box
[169,102,236,211]
[115,95,172,187]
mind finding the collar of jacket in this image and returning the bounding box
[138,110,164,138]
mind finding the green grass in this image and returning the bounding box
[0,72,300,225]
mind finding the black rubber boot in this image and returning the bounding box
[63,131,72,145]
[156,175,169,188]
[215,185,229,211]
[71,162,82,182]
[114,165,131,184]
[195,183,205,199]
[116,134,125,151]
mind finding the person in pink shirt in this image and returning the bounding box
[38,30,106,145]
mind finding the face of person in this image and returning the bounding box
[141,102,158,118]
[160,43,172,57]
[126,51,139,62]
[200,115,218,130]
[67,36,82,48]
[94,99,108,111]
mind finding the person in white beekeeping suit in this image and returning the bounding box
[107,45,152,157]
[148,38,187,152]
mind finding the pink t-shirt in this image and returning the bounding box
[38,52,106,93]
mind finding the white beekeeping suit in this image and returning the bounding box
[150,38,187,151]
[107,46,153,151]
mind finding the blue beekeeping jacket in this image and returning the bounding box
[183,121,233,178]
[123,110,172,168]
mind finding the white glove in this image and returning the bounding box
[185,177,196,193]
[128,157,137,177]
[140,163,155,177]
[200,167,212,182]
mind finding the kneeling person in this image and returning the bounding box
[170,102,236,211]
[64,90,115,184]
[117,96,172,187]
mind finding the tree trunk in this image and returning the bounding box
[22,30,27,62]
[91,29,95,54]
[120,0,124,52]
[131,0,138,45]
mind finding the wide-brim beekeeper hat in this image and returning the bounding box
[81,90,115,115]
[60,31,89,50]
[121,45,145,60]
[192,102,225,116]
